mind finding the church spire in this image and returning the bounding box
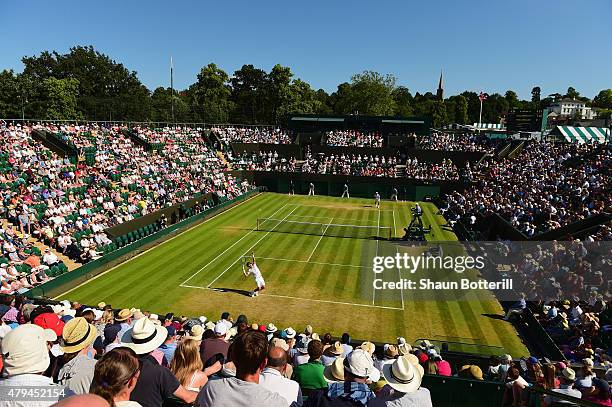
[436,69,444,100]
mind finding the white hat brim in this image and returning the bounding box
[121,325,168,355]
[381,360,422,394]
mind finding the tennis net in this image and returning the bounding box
[256,218,392,240]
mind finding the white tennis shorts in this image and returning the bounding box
[255,277,266,288]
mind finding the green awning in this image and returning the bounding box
[556,126,610,144]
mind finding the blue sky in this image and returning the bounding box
[1,0,610,99]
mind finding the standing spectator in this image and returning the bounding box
[170,338,220,391]
[0,324,66,406]
[372,354,432,407]
[200,322,230,366]
[57,317,98,394]
[260,346,303,406]
[305,349,376,407]
[121,318,197,407]
[293,339,328,391]
[196,330,287,407]
[90,347,143,407]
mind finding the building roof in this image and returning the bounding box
[554,126,610,144]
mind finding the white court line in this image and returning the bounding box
[306,216,335,262]
[254,256,364,269]
[393,209,405,310]
[179,284,404,311]
[55,191,264,300]
[180,201,291,286]
[204,205,299,288]
[372,209,381,305]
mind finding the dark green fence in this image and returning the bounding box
[24,189,259,299]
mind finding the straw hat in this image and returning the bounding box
[360,341,375,356]
[121,317,168,355]
[324,357,345,383]
[187,325,204,341]
[381,355,423,394]
[61,317,98,354]
[329,341,344,356]
[384,344,399,359]
[115,309,132,322]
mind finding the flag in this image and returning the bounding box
[479,92,488,102]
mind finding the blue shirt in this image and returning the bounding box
[158,342,177,363]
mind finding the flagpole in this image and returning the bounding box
[478,98,483,130]
[170,57,175,124]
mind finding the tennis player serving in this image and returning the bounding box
[243,252,265,297]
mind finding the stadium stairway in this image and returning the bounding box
[1,220,81,271]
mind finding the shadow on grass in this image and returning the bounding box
[482,313,505,320]
[209,287,253,297]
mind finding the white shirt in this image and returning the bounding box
[248,264,263,280]
[259,368,302,406]
[43,252,59,265]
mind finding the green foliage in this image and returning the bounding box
[0,45,607,127]
[348,71,397,115]
[21,45,150,121]
[42,77,82,120]
[592,89,612,108]
[189,63,234,123]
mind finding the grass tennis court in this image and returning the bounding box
[56,193,528,356]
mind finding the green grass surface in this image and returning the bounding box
[58,193,528,356]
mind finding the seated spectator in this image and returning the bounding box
[90,347,142,407]
[0,324,66,406]
[372,354,432,407]
[582,378,612,406]
[292,339,328,391]
[121,318,197,407]
[196,330,287,407]
[57,317,98,394]
[157,325,177,363]
[260,346,303,406]
[503,367,529,407]
[321,341,344,366]
[200,321,230,366]
[543,367,582,407]
[51,394,111,407]
[169,338,220,391]
[458,365,484,381]
[304,349,376,406]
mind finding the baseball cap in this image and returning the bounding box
[214,322,228,336]
[343,349,374,378]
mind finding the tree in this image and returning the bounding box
[230,64,267,123]
[189,63,234,123]
[0,70,20,118]
[266,64,293,123]
[42,77,82,120]
[565,87,580,99]
[482,93,509,123]
[392,86,414,116]
[504,90,519,110]
[592,89,612,108]
[150,87,191,123]
[21,45,150,121]
[348,71,397,115]
[447,95,469,124]
[431,100,448,128]
[330,82,355,115]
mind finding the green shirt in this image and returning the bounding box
[292,360,328,390]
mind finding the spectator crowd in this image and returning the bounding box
[325,131,384,148]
